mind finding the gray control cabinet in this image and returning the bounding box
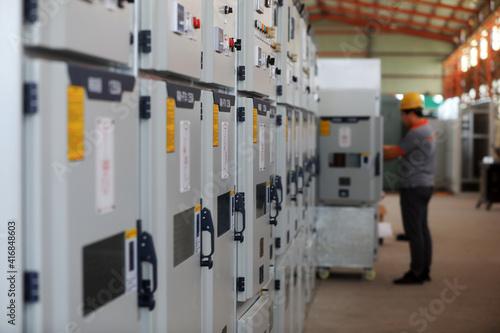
[237,0,278,97]
[140,0,202,80]
[200,91,237,333]
[236,98,274,301]
[318,116,383,205]
[276,0,298,106]
[24,1,132,65]
[23,60,141,332]
[201,0,237,88]
[139,79,203,332]
[274,248,293,333]
[274,105,290,257]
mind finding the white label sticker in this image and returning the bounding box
[195,206,201,254]
[221,122,229,179]
[270,125,275,165]
[125,231,138,294]
[259,123,266,171]
[339,126,352,148]
[96,118,115,215]
[180,121,191,192]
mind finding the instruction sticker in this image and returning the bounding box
[167,98,176,152]
[96,117,115,215]
[259,123,266,171]
[270,125,275,165]
[195,205,201,254]
[125,228,138,294]
[339,126,352,148]
[221,122,229,179]
[67,85,85,161]
[180,121,191,192]
[213,104,219,147]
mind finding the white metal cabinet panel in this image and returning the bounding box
[140,0,202,80]
[201,0,237,88]
[236,97,274,301]
[23,60,140,332]
[237,0,278,98]
[274,106,290,257]
[24,0,132,65]
[139,79,203,332]
[238,295,273,333]
[276,0,297,106]
[273,249,294,333]
[200,91,237,333]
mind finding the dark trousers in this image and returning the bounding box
[400,187,433,276]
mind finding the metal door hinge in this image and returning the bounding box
[275,280,281,290]
[139,30,152,53]
[237,277,245,292]
[237,66,246,81]
[24,271,39,303]
[24,0,37,23]
[140,96,151,119]
[237,107,245,122]
[24,83,37,114]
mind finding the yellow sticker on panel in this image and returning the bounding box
[319,120,331,136]
[213,104,219,147]
[67,85,85,161]
[167,98,176,152]
[253,108,258,143]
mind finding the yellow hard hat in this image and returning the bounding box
[400,92,424,110]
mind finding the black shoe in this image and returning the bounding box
[396,233,410,241]
[393,271,423,285]
[421,270,431,282]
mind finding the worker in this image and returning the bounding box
[383,92,436,285]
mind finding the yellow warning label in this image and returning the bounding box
[286,116,289,142]
[126,228,137,239]
[231,189,235,196]
[167,98,175,152]
[67,85,85,161]
[294,116,297,140]
[361,152,371,156]
[319,120,331,136]
[253,108,258,143]
[195,204,201,213]
[267,181,270,186]
[213,104,219,147]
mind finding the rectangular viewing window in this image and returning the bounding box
[174,207,195,267]
[83,233,125,316]
[339,177,351,186]
[329,153,345,167]
[217,191,231,237]
[256,182,267,219]
[346,153,361,168]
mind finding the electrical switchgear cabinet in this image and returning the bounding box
[24,1,133,66]
[140,0,202,80]
[276,0,298,106]
[236,97,275,301]
[201,0,238,88]
[237,0,278,98]
[24,60,141,332]
[200,91,237,333]
[139,79,203,332]
[318,116,383,205]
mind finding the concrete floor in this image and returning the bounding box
[304,192,500,333]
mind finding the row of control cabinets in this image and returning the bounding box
[22,0,318,104]
[11,1,320,332]
[20,59,318,333]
